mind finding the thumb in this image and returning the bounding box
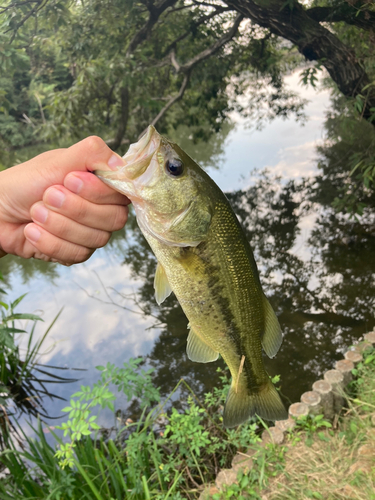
[62,136,125,175]
[18,137,125,203]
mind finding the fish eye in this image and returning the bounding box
[166,158,184,177]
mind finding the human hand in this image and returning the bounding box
[0,137,130,265]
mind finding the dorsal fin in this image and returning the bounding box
[153,262,172,305]
[261,295,283,358]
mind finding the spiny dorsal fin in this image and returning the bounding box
[154,262,172,305]
[261,295,283,358]
[186,324,219,363]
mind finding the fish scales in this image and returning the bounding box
[145,199,268,391]
[95,126,287,427]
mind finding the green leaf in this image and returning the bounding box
[6,313,44,322]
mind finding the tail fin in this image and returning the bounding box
[223,378,287,428]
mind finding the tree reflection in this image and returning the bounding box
[120,168,374,404]
[1,113,374,412]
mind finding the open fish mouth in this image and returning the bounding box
[93,126,161,194]
[119,126,161,180]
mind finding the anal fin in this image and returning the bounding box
[261,295,283,358]
[154,262,172,305]
[186,325,219,363]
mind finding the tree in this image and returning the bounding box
[225,0,375,122]
[1,0,374,208]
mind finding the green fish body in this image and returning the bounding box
[95,126,287,427]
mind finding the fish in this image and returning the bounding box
[94,126,287,427]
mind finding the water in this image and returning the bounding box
[1,74,374,429]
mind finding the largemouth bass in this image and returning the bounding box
[95,126,287,427]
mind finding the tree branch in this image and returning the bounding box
[106,87,130,150]
[140,13,244,135]
[7,0,49,42]
[126,0,179,56]
[161,5,232,56]
[306,4,375,32]
[224,0,375,125]
[139,72,191,137]
[177,13,244,73]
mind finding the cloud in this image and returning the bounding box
[267,140,323,179]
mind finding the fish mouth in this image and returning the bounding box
[123,125,160,173]
[94,126,161,196]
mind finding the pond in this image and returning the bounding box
[1,73,374,430]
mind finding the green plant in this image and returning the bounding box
[0,272,74,450]
[293,414,332,446]
[55,358,161,468]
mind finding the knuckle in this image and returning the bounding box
[75,199,89,221]
[89,230,110,249]
[77,247,94,263]
[46,238,64,259]
[95,231,111,248]
[111,206,128,231]
[64,245,92,265]
[83,135,107,154]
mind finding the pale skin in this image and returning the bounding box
[0,136,129,266]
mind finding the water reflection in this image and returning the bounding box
[111,172,375,405]
[1,95,374,423]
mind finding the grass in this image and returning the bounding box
[2,345,375,500]
[211,345,375,500]
[0,360,265,499]
[0,276,77,453]
[266,348,375,500]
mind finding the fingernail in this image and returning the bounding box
[32,204,48,224]
[65,174,83,194]
[46,188,65,208]
[25,225,41,243]
[108,154,125,170]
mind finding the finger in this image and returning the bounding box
[24,223,94,265]
[43,186,128,231]
[30,202,111,248]
[17,136,127,202]
[63,171,131,205]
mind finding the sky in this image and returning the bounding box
[208,71,330,190]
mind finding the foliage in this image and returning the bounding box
[212,446,286,500]
[0,272,75,451]
[1,343,375,499]
[0,358,270,499]
[56,358,160,468]
[0,0,312,164]
[312,94,375,216]
[292,414,332,447]
[262,346,375,500]
[1,0,374,211]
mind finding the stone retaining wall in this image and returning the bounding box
[199,329,375,499]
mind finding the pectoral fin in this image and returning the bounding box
[261,295,283,358]
[154,262,172,305]
[186,325,219,363]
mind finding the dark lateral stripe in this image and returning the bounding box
[196,219,261,394]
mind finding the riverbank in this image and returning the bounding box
[201,333,375,500]
[1,316,374,499]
